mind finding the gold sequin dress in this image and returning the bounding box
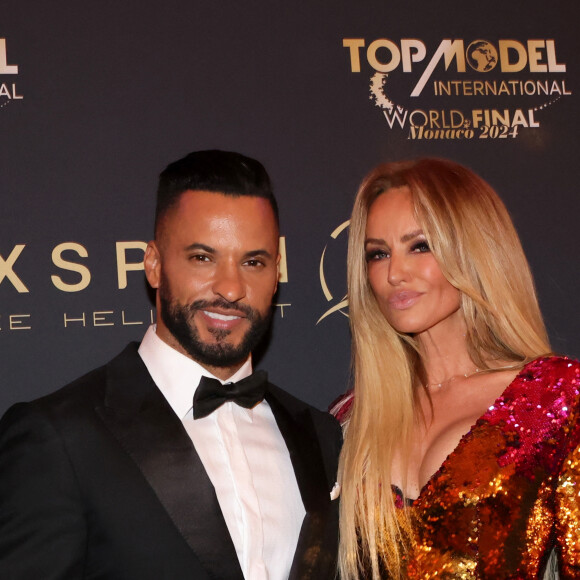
[333,357,580,578]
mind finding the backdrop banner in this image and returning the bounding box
[1,0,578,413]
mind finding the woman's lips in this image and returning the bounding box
[387,291,423,310]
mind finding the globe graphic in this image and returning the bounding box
[467,40,498,72]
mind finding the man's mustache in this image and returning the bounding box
[186,299,256,319]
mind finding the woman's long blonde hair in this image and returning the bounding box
[338,158,551,579]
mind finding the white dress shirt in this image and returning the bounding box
[138,325,305,580]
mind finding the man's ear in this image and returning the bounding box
[144,241,161,289]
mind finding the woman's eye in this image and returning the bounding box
[365,249,389,262]
[410,241,430,253]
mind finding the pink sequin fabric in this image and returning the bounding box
[334,357,580,578]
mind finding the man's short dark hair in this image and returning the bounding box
[155,150,279,236]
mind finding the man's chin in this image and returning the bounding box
[187,343,250,370]
[181,328,252,367]
[199,327,241,347]
[158,292,272,369]
[199,338,243,352]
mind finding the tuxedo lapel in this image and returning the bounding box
[265,386,339,580]
[265,388,330,511]
[95,344,244,580]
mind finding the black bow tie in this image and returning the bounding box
[192,370,268,419]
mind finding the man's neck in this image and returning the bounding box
[202,362,244,381]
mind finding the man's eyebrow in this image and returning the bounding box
[183,244,275,260]
[184,243,215,253]
[243,249,275,260]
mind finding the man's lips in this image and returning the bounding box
[203,310,243,322]
[387,291,423,310]
[199,308,247,330]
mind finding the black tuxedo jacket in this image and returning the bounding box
[0,343,342,580]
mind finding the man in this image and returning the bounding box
[0,150,342,579]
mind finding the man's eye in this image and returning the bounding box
[190,254,210,262]
[245,259,264,267]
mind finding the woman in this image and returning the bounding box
[332,158,580,579]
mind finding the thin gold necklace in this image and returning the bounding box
[425,367,480,390]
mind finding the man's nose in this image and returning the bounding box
[212,262,246,303]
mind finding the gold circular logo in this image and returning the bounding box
[317,220,350,324]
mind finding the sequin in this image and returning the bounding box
[335,356,580,578]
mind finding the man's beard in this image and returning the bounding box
[159,280,272,369]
